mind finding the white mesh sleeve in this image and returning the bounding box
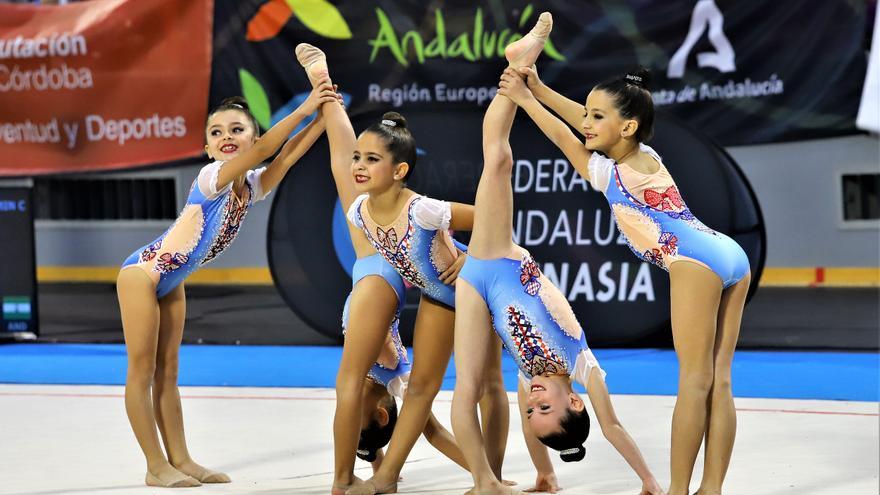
[587,153,613,194]
[412,196,452,230]
[196,161,226,199]
[387,375,409,400]
[246,166,268,202]
[346,194,369,228]
[571,348,606,387]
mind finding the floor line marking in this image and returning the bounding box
[1,391,876,416]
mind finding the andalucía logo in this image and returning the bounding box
[236,2,566,134]
[368,4,565,66]
[655,0,784,107]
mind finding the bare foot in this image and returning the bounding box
[345,478,398,495]
[295,43,330,87]
[172,459,230,484]
[504,12,553,68]
[145,463,201,488]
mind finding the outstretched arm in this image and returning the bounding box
[517,380,561,493]
[520,66,589,136]
[585,368,664,494]
[323,97,361,212]
[259,113,326,194]
[216,80,337,190]
[498,68,593,185]
[422,412,469,471]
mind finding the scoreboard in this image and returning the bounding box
[0,186,38,337]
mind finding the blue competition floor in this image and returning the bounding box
[0,344,876,402]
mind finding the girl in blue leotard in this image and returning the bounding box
[294,46,486,495]
[504,60,751,495]
[116,83,339,488]
[450,14,663,494]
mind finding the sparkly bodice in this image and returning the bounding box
[129,161,267,285]
[349,194,459,307]
[591,145,719,271]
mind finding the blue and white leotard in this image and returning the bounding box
[342,253,410,398]
[590,144,749,288]
[458,249,604,387]
[348,193,462,307]
[121,161,269,298]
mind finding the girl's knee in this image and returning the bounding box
[154,357,180,384]
[484,155,513,175]
[711,370,732,395]
[481,373,505,396]
[680,368,714,395]
[406,378,442,401]
[127,357,157,383]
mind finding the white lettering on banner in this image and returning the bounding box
[0,34,88,60]
[667,0,735,78]
[366,83,497,107]
[85,114,187,146]
[541,261,655,302]
[513,159,591,193]
[1,115,186,147]
[0,63,93,92]
[62,121,78,149]
[368,83,432,107]
[434,84,496,105]
[653,75,785,106]
[512,209,624,247]
[0,118,61,144]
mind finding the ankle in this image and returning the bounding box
[145,459,173,474]
[169,456,194,468]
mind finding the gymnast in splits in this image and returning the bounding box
[294,44,505,494]
[449,12,664,495]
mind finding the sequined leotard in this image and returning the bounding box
[589,144,749,288]
[121,161,268,297]
[458,248,604,387]
[348,193,461,307]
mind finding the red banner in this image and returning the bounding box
[0,0,213,176]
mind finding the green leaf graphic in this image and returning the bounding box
[286,0,352,39]
[544,38,566,62]
[238,68,271,130]
[519,4,534,27]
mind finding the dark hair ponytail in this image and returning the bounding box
[594,67,654,142]
[537,407,590,462]
[206,96,261,137]
[363,111,417,181]
[356,396,398,462]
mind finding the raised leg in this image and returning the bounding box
[503,12,553,68]
[468,92,519,259]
